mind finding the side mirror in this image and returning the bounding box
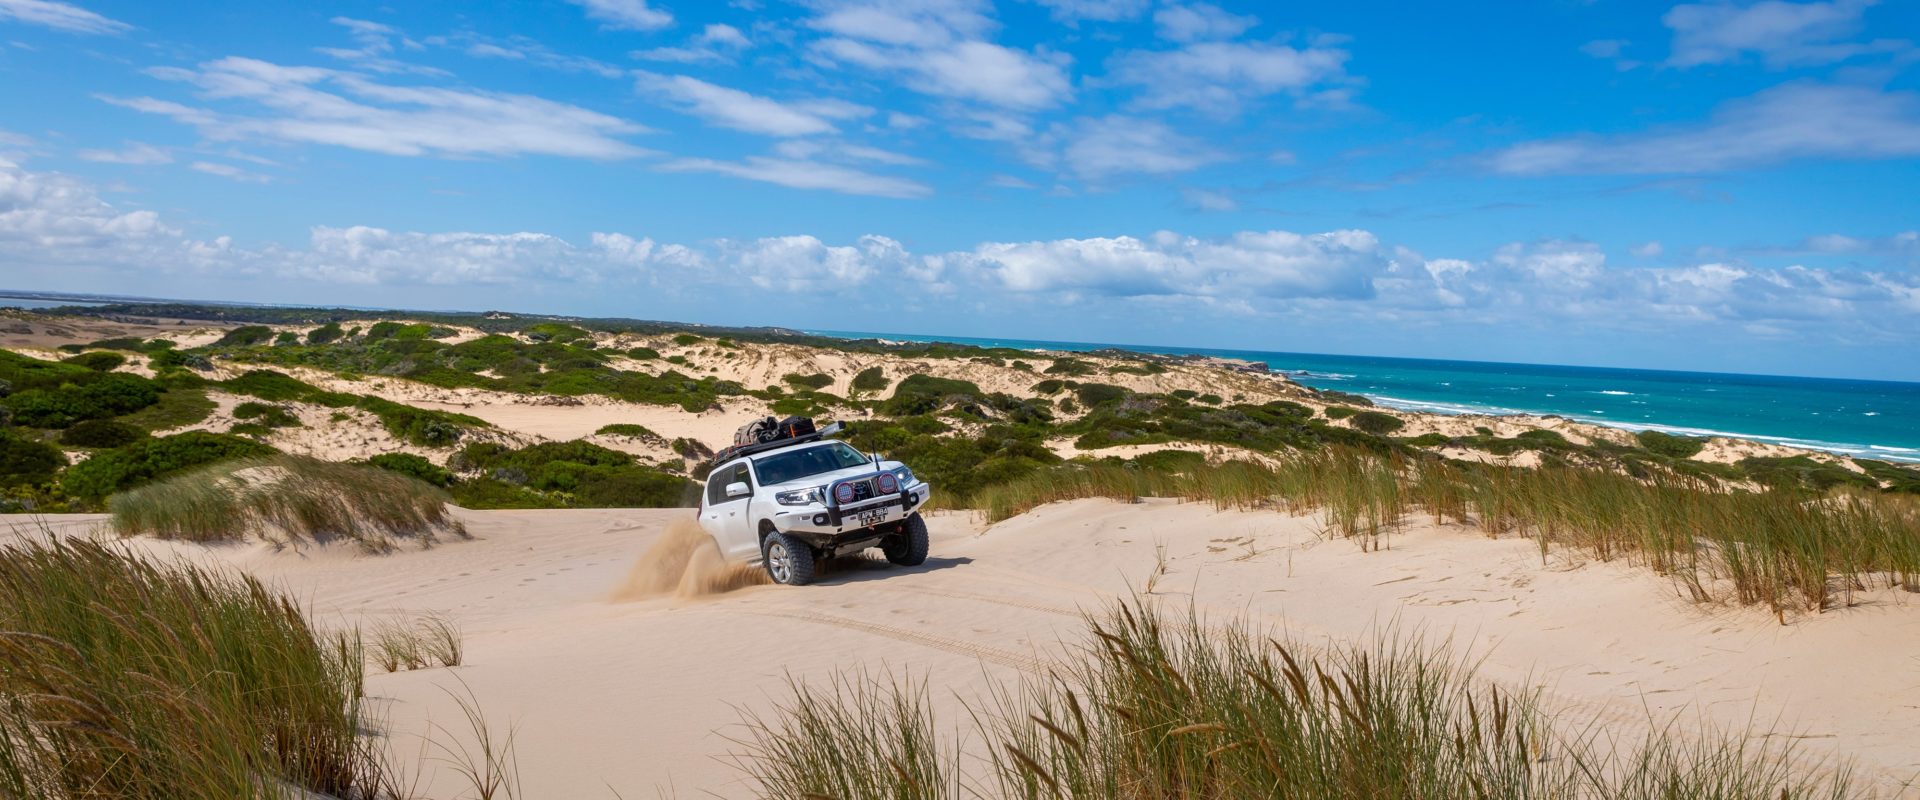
[725,481,751,498]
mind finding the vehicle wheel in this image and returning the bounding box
[881,513,929,567]
[762,532,816,586]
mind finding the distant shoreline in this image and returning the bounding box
[808,328,1920,464]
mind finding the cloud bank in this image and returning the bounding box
[4,157,1913,346]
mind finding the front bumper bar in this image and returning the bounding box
[772,484,929,536]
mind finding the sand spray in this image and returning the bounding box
[612,517,769,601]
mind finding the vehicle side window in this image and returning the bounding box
[706,462,751,506]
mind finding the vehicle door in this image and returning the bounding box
[701,461,759,560]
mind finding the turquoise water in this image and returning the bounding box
[811,329,1920,463]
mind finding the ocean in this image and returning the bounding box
[810,329,1920,463]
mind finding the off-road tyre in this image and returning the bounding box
[881,512,930,567]
[762,532,817,586]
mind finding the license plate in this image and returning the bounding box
[854,509,886,527]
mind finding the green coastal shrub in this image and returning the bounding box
[364,321,413,341]
[58,419,146,448]
[1737,455,1875,492]
[1074,383,1129,408]
[0,350,98,393]
[1348,410,1406,435]
[1636,429,1706,459]
[213,325,274,347]
[1031,379,1066,395]
[627,346,661,360]
[60,431,277,504]
[306,322,345,344]
[670,437,713,460]
[365,452,455,487]
[672,333,703,346]
[62,351,126,372]
[3,373,161,428]
[0,433,64,488]
[232,401,302,428]
[69,337,147,352]
[1131,449,1207,472]
[446,439,692,508]
[1324,406,1357,420]
[525,322,589,343]
[783,372,834,391]
[851,366,889,394]
[883,374,983,416]
[354,396,483,447]
[1044,358,1098,376]
[222,370,319,402]
[149,349,213,371]
[596,423,663,442]
[449,477,563,509]
[119,387,217,432]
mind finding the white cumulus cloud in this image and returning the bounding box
[76,141,172,165]
[638,72,869,137]
[1664,0,1910,67]
[807,1,1073,110]
[1153,3,1257,42]
[0,0,127,35]
[1488,83,1920,175]
[1107,40,1352,116]
[103,56,654,160]
[567,0,672,31]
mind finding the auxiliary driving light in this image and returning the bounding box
[833,482,856,505]
[876,472,899,494]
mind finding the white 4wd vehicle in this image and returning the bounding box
[697,420,931,586]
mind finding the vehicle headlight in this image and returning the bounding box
[893,467,914,486]
[775,487,824,506]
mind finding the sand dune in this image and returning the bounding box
[6,499,1913,797]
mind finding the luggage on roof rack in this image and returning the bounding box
[712,417,838,465]
[733,415,817,448]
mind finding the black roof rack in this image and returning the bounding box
[709,421,845,466]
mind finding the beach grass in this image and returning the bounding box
[0,537,395,799]
[966,450,1920,613]
[734,597,1854,800]
[370,611,464,672]
[110,454,465,551]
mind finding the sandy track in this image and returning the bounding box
[4,502,1916,797]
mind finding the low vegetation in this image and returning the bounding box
[370,612,464,672]
[595,422,663,442]
[735,598,1853,799]
[448,439,695,509]
[364,452,455,487]
[110,455,464,551]
[0,537,394,799]
[969,450,1920,614]
[1637,429,1707,458]
[850,365,889,394]
[782,372,834,391]
[61,431,276,505]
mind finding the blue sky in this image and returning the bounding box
[0,0,1916,380]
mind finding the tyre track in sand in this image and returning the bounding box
[743,608,1049,674]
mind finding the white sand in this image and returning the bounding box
[6,501,1914,796]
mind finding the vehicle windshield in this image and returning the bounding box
[752,442,870,486]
